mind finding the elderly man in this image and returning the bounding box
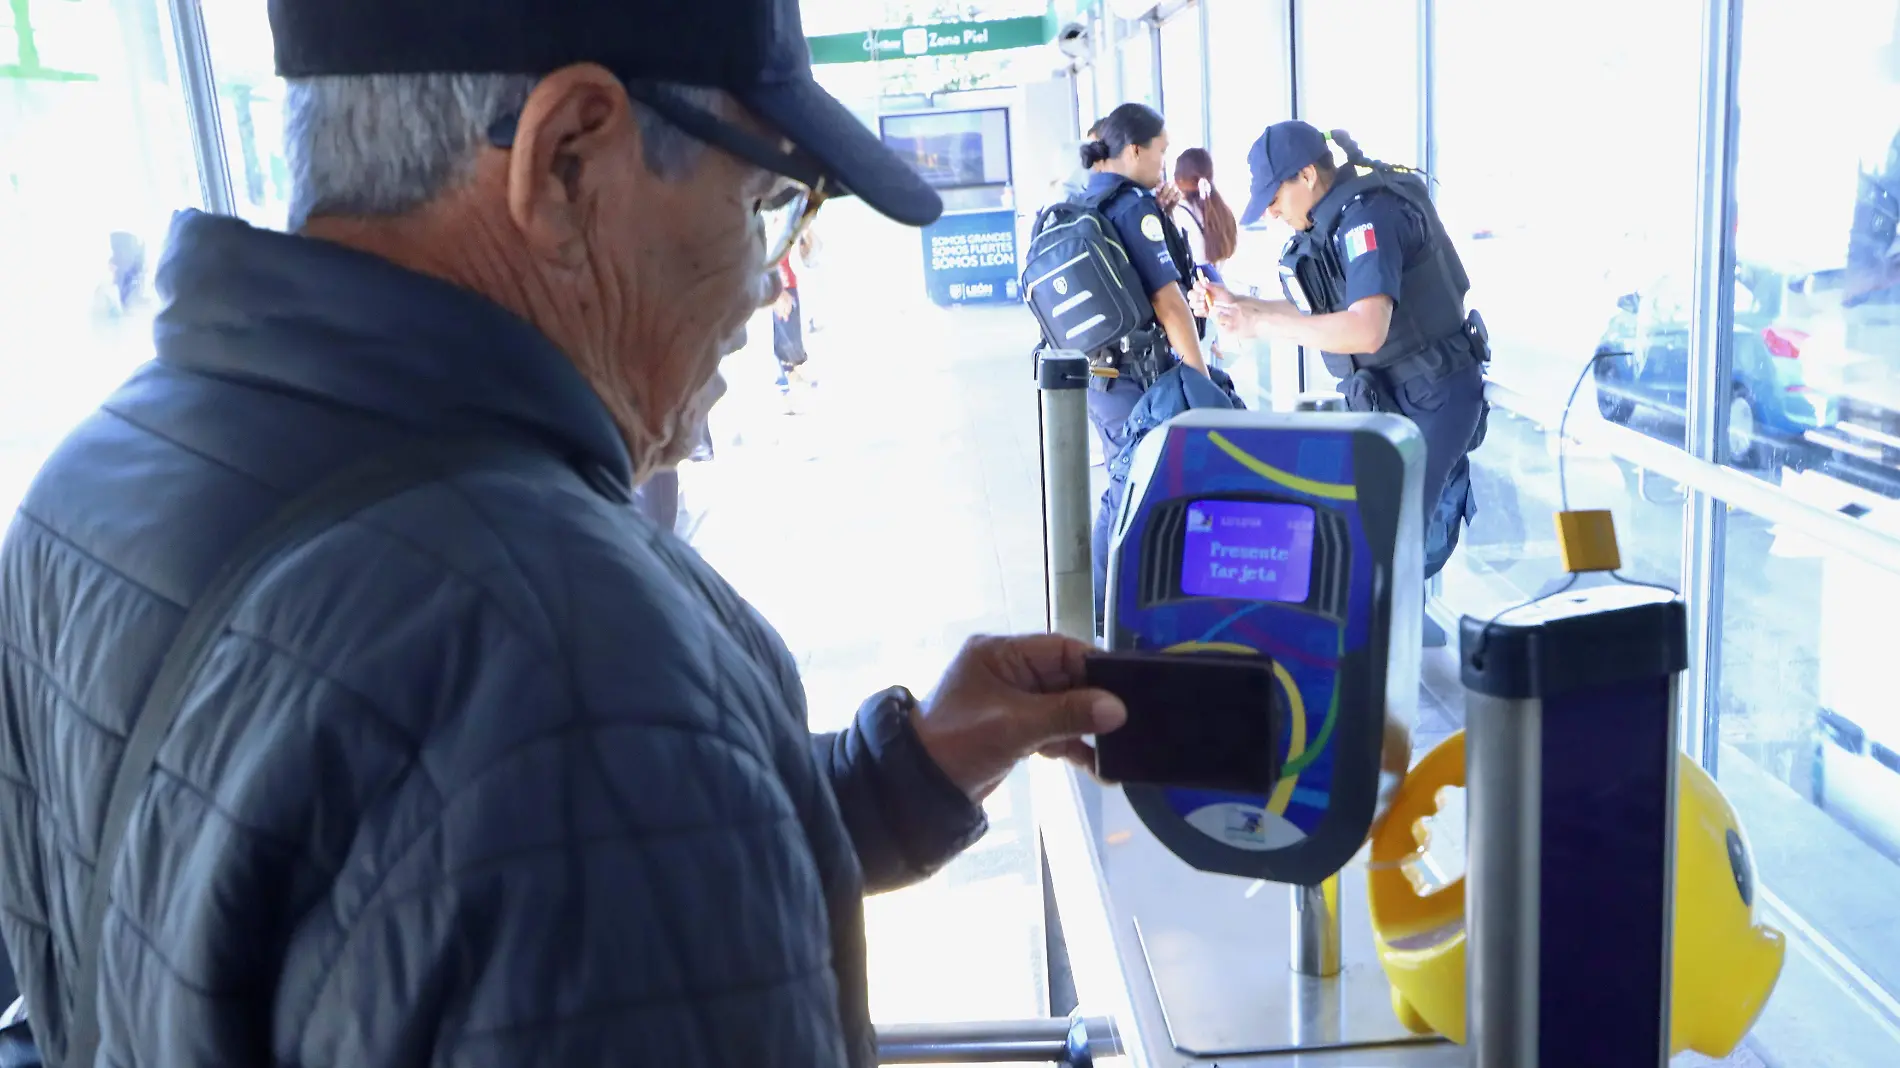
[0,1,1126,1065]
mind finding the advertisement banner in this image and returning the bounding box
[921,209,1020,307]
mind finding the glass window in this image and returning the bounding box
[1158,5,1205,151]
[1117,17,1158,111]
[201,0,288,229]
[1708,2,1900,1062]
[1431,0,1703,621]
[1204,0,1295,408]
[1711,492,1900,1065]
[1435,0,1702,415]
[0,0,201,518]
[1725,0,1900,491]
[1204,0,1287,180]
[1074,63,1097,131]
[1438,416,1684,614]
[1297,0,1418,167]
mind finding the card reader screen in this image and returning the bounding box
[1179,500,1316,602]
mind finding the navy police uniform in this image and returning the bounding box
[1080,170,1196,470]
[1248,123,1489,578]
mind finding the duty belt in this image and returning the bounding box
[1090,326,1167,387]
[1330,311,1490,386]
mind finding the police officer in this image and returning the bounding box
[1204,121,1488,600]
[1077,103,1211,470]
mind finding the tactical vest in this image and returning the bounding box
[1279,165,1471,379]
[1087,177,1199,381]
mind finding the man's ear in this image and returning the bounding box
[505,63,634,268]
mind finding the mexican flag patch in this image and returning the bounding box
[1343,223,1378,261]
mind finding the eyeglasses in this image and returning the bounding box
[486,78,830,269]
[757,173,828,271]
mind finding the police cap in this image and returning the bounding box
[267,0,943,226]
[1240,120,1330,226]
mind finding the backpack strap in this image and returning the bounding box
[1074,181,1129,216]
[64,436,535,1068]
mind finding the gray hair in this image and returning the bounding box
[283,74,718,230]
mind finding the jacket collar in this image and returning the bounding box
[151,210,634,488]
[1083,170,1148,201]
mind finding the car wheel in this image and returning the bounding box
[1596,391,1635,424]
[1593,365,1635,423]
[1727,386,1762,469]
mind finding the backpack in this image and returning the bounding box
[1020,188,1154,355]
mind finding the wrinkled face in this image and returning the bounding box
[1267,163,1325,231]
[500,66,799,480]
[589,103,789,474]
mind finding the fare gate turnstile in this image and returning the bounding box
[897,375,1780,1068]
[1033,405,1461,1066]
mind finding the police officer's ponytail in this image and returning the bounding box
[1329,129,1372,169]
[1080,139,1112,168]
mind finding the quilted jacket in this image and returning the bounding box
[0,211,987,1067]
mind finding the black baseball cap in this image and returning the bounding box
[268,0,944,227]
[1240,121,1330,226]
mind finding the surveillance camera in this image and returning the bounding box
[1056,21,1090,60]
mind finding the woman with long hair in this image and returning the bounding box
[1170,148,1238,283]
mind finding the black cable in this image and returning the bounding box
[1468,346,1689,672]
[1557,350,1626,514]
[1611,570,1679,596]
[1466,571,1579,671]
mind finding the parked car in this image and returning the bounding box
[1592,263,1835,468]
[1811,706,1900,862]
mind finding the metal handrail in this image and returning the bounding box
[1484,378,1900,579]
[876,1015,1120,1065]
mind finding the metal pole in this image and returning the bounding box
[1417,0,1437,183]
[1290,875,1342,977]
[1286,0,1303,122]
[1197,0,1214,156]
[1680,0,1745,774]
[1287,0,1308,396]
[876,1015,1119,1065]
[1039,352,1095,642]
[1465,689,1543,1068]
[168,0,236,216]
[1140,15,1155,112]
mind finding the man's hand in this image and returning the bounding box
[1195,279,1254,338]
[913,635,1127,802]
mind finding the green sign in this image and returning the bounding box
[1,0,99,82]
[808,14,1057,66]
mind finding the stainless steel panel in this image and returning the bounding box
[1038,355,1095,641]
[1038,758,1470,1067]
[1291,878,1343,978]
[876,1016,1119,1064]
[1463,691,1541,1068]
[1099,785,1445,1059]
